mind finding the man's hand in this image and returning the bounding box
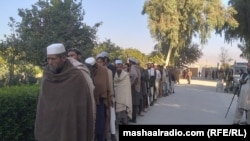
[240,79,247,85]
[110,96,115,107]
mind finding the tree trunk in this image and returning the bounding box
[8,63,15,86]
[165,46,173,67]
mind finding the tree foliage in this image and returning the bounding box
[92,39,123,62]
[222,0,250,59]
[218,46,233,69]
[142,0,238,66]
[93,40,149,68]
[174,43,203,67]
[0,18,28,86]
[237,42,250,59]
[17,0,100,66]
[124,48,148,68]
[147,49,167,66]
[223,0,250,42]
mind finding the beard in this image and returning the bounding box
[48,63,64,74]
[116,68,122,73]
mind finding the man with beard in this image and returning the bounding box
[34,43,95,141]
[233,60,250,125]
[113,59,133,125]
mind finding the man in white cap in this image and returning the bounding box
[101,51,116,78]
[34,43,95,141]
[85,56,110,141]
[113,59,133,125]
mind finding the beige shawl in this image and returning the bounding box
[114,70,132,119]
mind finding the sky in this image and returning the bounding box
[0,0,247,67]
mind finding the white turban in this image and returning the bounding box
[115,59,123,64]
[101,51,109,58]
[96,53,104,59]
[85,57,96,66]
[129,57,137,63]
[47,43,66,55]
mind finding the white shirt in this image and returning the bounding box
[156,70,161,80]
[148,68,155,76]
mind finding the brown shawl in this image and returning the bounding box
[130,64,140,92]
[93,64,110,106]
[93,64,111,140]
[35,59,94,141]
[67,57,96,137]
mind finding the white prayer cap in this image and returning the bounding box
[101,51,109,58]
[96,53,104,59]
[46,43,66,55]
[85,57,96,66]
[147,61,153,64]
[129,57,137,63]
[115,59,123,64]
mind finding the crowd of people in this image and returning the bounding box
[34,43,182,141]
[34,43,250,141]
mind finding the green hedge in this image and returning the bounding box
[0,85,39,141]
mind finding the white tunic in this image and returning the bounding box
[237,75,250,110]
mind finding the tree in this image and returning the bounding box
[149,52,164,65]
[222,0,250,60]
[92,39,149,67]
[17,0,100,66]
[218,46,233,69]
[0,55,8,87]
[142,0,238,66]
[0,18,33,86]
[174,43,203,67]
[123,48,148,68]
[92,39,123,62]
[238,42,250,59]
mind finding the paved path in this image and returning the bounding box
[114,79,245,140]
[130,79,238,125]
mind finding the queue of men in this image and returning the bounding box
[34,43,250,141]
[34,43,179,141]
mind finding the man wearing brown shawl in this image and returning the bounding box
[67,57,96,133]
[96,54,114,141]
[129,57,141,123]
[34,43,95,141]
[85,57,110,141]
